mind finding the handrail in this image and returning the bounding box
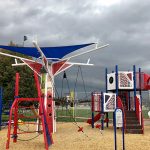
[135,96,144,133]
[135,97,140,123]
[117,96,126,130]
[135,97,141,124]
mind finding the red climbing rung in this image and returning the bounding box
[17,98,40,101]
[18,114,40,119]
[18,106,40,109]
[10,130,43,134]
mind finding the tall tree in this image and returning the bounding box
[0,41,37,103]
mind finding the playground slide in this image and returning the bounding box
[87,113,101,124]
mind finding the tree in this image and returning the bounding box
[0,41,37,103]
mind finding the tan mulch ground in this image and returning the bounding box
[0,122,150,150]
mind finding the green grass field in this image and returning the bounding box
[56,108,150,122]
[1,109,149,123]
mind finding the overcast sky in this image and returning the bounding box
[0,0,150,98]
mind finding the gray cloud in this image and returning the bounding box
[0,0,150,98]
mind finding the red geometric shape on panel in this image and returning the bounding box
[23,59,42,74]
[127,73,132,81]
[143,73,150,90]
[52,60,67,75]
[144,74,150,82]
[58,64,71,72]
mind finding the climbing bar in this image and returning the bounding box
[16,98,40,101]
[18,114,40,119]
[20,122,42,125]
[10,131,43,135]
[18,106,39,109]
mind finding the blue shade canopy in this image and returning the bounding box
[0,43,94,59]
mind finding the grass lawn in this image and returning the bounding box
[56,108,149,122]
[1,109,149,123]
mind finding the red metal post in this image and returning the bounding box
[6,73,20,148]
[13,73,20,143]
[6,100,17,149]
[46,92,53,133]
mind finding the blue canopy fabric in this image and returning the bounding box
[0,43,94,60]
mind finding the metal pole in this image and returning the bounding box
[114,108,125,150]
[91,92,94,128]
[139,68,142,108]
[13,73,20,143]
[105,68,108,93]
[105,68,109,127]
[115,65,119,102]
[101,92,104,130]
[133,65,136,111]
[139,67,142,127]
[122,110,125,150]
[114,109,117,150]
[114,65,119,128]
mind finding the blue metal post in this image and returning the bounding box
[91,92,94,128]
[105,68,108,93]
[115,65,119,101]
[101,92,104,130]
[105,68,109,127]
[114,109,117,150]
[122,110,125,150]
[0,87,3,130]
[114,65,119,127]
[133,65,136,111]
[114,108,125,150]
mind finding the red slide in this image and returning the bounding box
[87,113,101,124]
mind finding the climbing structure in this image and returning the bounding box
[88,65,150,134]
[6,72,53,150]
[106,65,150,134]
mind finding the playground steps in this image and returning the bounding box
[125,111,143,134]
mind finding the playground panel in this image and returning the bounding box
[103,93,116,112]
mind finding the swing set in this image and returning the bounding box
[56,65,90,121]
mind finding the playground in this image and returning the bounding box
[0,41,150,150]
[0,122,150,150]
[1,1,150,149]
